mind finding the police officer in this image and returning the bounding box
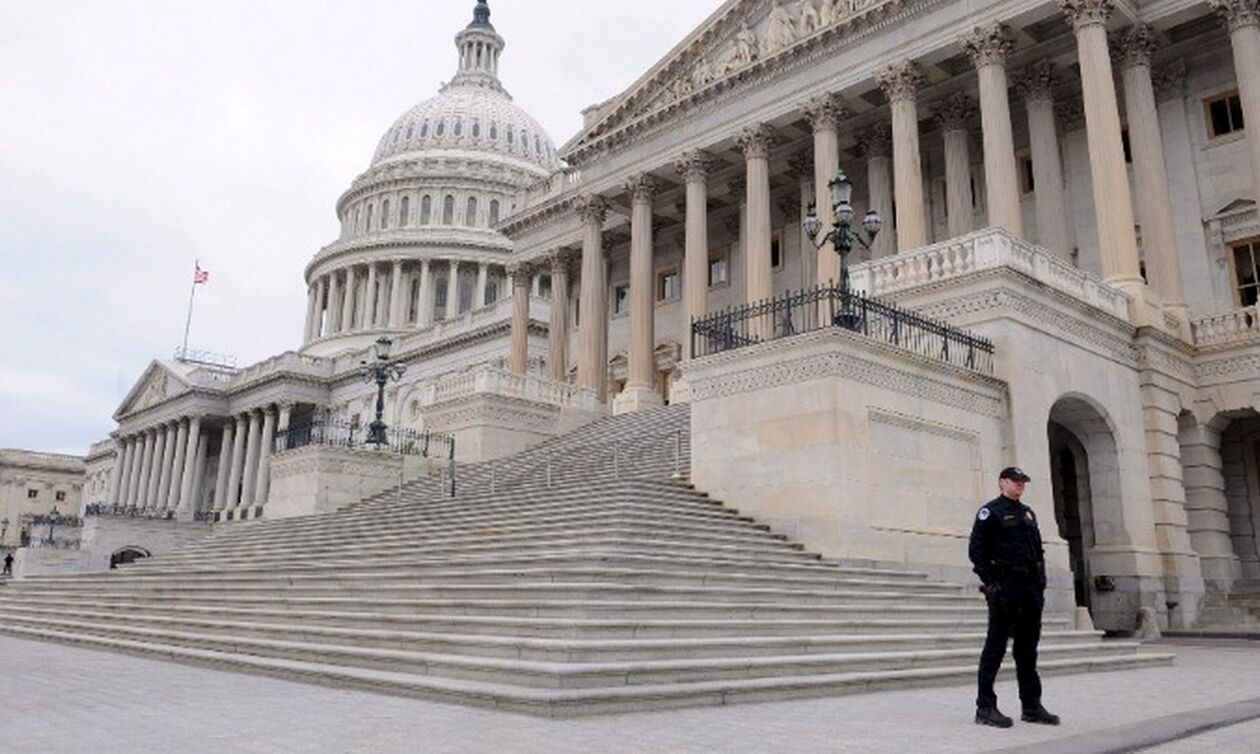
[969,466,1060,728]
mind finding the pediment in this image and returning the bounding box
[114,361,193,419]
[562,0,910,161]
[1209,196,1257,219]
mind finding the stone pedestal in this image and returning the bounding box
[266,446,444,520]
[612,384,663,416]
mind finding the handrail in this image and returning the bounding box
[275,420,454,459]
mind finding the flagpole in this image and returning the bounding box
[181,260,199,360]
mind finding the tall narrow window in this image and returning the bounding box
[436,120,446,137]
[1233,239,1260,307]
[381,200,391,229]
[490,122,498,141]
[472,120,481,138]
[1206,91,1245,138]
[399,196,410,226]
[443,195,455,225]
[454,119,464,137]
[489,199,501,225]
[466,197,478,226]
[420,195,432,225]
[435,277,448,319]
[459,277,474,313]
[366,204,374,230]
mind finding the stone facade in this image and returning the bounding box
[0,450,84,551]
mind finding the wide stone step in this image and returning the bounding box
[0,606,1100,661]
[0,625,1169,711]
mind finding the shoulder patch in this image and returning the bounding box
[978,508,991,521]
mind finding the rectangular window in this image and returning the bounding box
[771,233,783,269]
[27,489,37,499]
[1206,91,1245,138]
[1121,129,1133,164]
[1233,239,1260,307]
[708,256,728,287]
[613,285,629,315]
[55,491,66,502]
[657,269,680,301]
[1021,157,1036,194]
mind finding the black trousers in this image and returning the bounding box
[976,586,1043,710]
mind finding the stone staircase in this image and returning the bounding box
[0,405,1172,716]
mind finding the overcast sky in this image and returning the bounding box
[0,0,718,455]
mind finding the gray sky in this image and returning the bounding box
[0,0,718,455]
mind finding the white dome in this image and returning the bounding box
[372,88,560,173]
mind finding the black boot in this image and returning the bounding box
[975,707,1013,728]
[1021,706,1060,725]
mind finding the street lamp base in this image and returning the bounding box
[832,310,862,332]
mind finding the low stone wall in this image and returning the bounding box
[13,517,212,577]
[266,445,444,520]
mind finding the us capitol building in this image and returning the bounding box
[9,0,1260,639]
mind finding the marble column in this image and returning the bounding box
[387,259,404,328]
[155,423,175,508]
[728,176,748,301]
[189,433,208,518]
[226,414,248,512]
[804,95,844,291]
[177,415,202,516]
[1210,0,1260,207]
[934,92,977,239]
[789,153,815,281]
[313,277,328,339]
[116,438,135,505]
[1060,0,1144,288]
[547,250,571,381]
[136,431,154,509]
[145,428,167,511]
[240,410,262,508]
[213,419,235,512]
[963,24,1023,237]
[575,196,610,401]
[878,61,930,252]
[446,260,460,319]
[860,124,896,260]
[340,266,358,333]
[676,150,714,359]
[417,259,435,327]
[1016,61,1072,259]
[1115,24,1188,312]
[254,407,276,510]
[107,438,126,504]
[508,264,531,374]
[167,418,189,513]
[477,262,490,308]
[327,271,343,334]
[618,174,663,413]
[739,124,776,310]
[303,285,317,341]
[363,263,378,328]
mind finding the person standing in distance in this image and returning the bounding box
[969,467,1060,728]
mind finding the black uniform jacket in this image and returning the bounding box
[968,495,1047,592]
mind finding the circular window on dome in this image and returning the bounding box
[454,119,463,137]
[472,120,481,138]
[421,122,429,138]
[436,120,446,137]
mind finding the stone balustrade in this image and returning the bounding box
[1191,306,1260,347]
[422,367,598,411]
[849,228,1132,321]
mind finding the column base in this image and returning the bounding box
[612,384,663,416]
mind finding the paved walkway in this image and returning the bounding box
[2,636,1259,753]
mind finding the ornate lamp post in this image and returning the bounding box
[803,169,883,324]
[360,337,407,447]
[46,505,60,545]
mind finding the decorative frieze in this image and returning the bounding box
[877,61,926,105]
[961,23,1015,69]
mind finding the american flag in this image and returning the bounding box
[193,264,209,285]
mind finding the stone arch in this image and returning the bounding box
[1048,393,1124,546]
[109,547,150,570]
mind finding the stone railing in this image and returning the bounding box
[230,352,332,388]
[1191,306,1260,348]
[513,168,585,216]
[422,368,599,411]
[849,229,1132,321]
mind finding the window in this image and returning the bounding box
[399,196,410,226]
[658,269,681,301]
[1232,239,1260,307]
[506,129,514,145]
[27,489,37,499]
[55,491,66,502]
[490,122,498,140]
[613,285,630,315]
[405,124,414,140]
[538,274,552,299]
[420,195,432,225]
[709,256,729,286]
[1206,91,1245,138]
[771,233,783,269]
[443,195,455,225]
[1121,129,1133,164]
[489,199,501,225]
[436,120,446,137]
[486,278,499,305]
[1021,157,1036,194]
[459,277,474,313]
[454,119,464,137]
[381,200,390,229]
[466,196,478,226]
[435,278,448,318]
[472,120,481,138]
[366,204,374,230]
[420,122,429,138]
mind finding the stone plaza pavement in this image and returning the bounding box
[2,636,1260,753]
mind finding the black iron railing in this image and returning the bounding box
[84,504,174,520]
[691,284,995,374]
[274,420,454,459]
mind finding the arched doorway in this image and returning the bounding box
[109,547,150,569]
[1046,395,1123,620]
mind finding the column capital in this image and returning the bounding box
[961,23,1015,69]
[1014,60,1058,103]
[625,173,661,203]
[857,123,894,159]
[548,248,575,273]
[574,194,609,225]
[877,61,925,105]
[506,263,534,284]
[1055,97,1087,132]
[1209,0,1260,32]
[674,150,715,182]
[1110,24,1161,71]
[932,91,976,132]
[736,123,776,159]
[787,150,814,182]
[802,93,848,132]
[1153,59,1187,102]
[1059,0,1116,31]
